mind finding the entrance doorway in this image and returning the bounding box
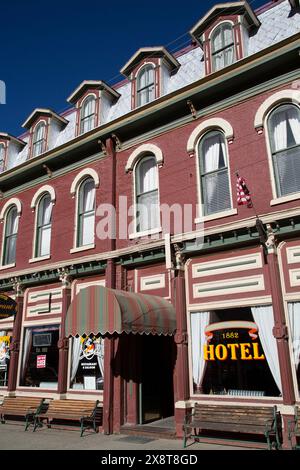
[139,334,175,424]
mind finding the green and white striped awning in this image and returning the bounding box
[65,285,176,337]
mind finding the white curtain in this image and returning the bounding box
[191,312,211,391]
[96,339,104,378]
[202,133,226,210]
[81,181,95,245]
[81,97,95,133]
[287,107,300,145]
[287,302,300,371]
[71,336,82,383]
[137,158,159,231]
[21,328,32,383]
[251,306,282,394]
[39,198,52,256]
[271,110,288,152]
[137,67,155,105]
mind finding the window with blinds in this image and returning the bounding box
[268,104,300,197]
[199,131,231,216]
[36,193,52,257]
[135,155,159,232]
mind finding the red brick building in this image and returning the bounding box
[0,0,300,448]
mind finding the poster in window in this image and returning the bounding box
[0,335,10,370]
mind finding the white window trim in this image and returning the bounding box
[126,144,164,172]
[70,168,99,196]
[79,93,97,134]
[30,192,53,261]
[260,99,300,203]
[130,154,162,237]
[0,200,21,268]
[136,63,156,108]
[254,89,300,131]
[189,120,234,220]
[70,244,95,254]
[31,185,56,209]
[31,119,47,157]
[187,118,234,155]
[209,20,236,73]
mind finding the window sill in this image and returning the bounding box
[129,227,162,239]
[0,263,16,270]
[270,193,300,206]
[70,244,95,254]
[195,208,237,224]
[29,255,51,263]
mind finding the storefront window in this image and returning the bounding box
[20,325,59,388]
[190,306,281,397]
[70,335,104,391]
[287,302,300,394]
[0,330,12,386]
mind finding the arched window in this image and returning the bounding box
[35,193,52,257]
[268,104,300,197]
[80,96,96,134]
[135,155,159,232]
[0,144,5,172]
[77,178,95,246]
[137,65,155,107]
[32,122,46,157]
[199,131,231,216]
[3,206,19,265]
[211,23,235,72]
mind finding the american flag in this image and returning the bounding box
[236,174,252,208]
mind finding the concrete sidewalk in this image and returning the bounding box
[0,423,253,450]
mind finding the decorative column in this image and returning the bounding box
[7,278,24,394]
[103,258,116,435]
[265,226,295,448]
[57,268,72,396]
[172,245,191,438]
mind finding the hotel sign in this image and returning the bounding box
[0,294,17,320]
[204,321,265,361]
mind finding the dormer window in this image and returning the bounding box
[80,95,96,134]
[32,122,46,157]
[211,23,235,72]
[137,65,155,107]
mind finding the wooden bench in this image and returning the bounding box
[33,399,100,436]
[183,403,281,449]
[0,396,45,431]
[288,406,300,450]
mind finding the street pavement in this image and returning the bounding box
[0,422,251,450]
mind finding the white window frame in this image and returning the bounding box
[32,121,46,157]
[80,95,96,134]
[136,64,155,107]
[210,21,235,73]
[1,205,19,268]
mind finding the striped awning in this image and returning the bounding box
[65,285,176,337]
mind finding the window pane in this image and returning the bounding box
[137,157,158,195]
[201,132,226,173]
[137,190,159,232]
[0,331,12,386]
[287,302,300,394]
[5,235,17,265]
[190,307,281,397]
[274,146,300,196]
[20,326,59,389]
[202,170,231,215]
[39,225,51,257]
[70,336,104,391]
[81,212,95,245]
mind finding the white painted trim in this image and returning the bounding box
[286,246,300,265]
[193,274,265,299]
[254,89,300,129]
[194,208,237,224]
[70,168,99,196]
[74,279,106,297]
[129,227,162,239]
[30,185,56,209]
[187,118,234,154]
[192,252,262,278]
[0,198,22,220]
[289,269,300,288]
[125,144,163,172]
[140,273,165,291]
[70,244,95,254]
[270,193,300,206]
[29,255,51,263]
[187,296,272,312]
[28,288,62,303]
[0,263,15,270]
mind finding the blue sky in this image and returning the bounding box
[0,0,267,137]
